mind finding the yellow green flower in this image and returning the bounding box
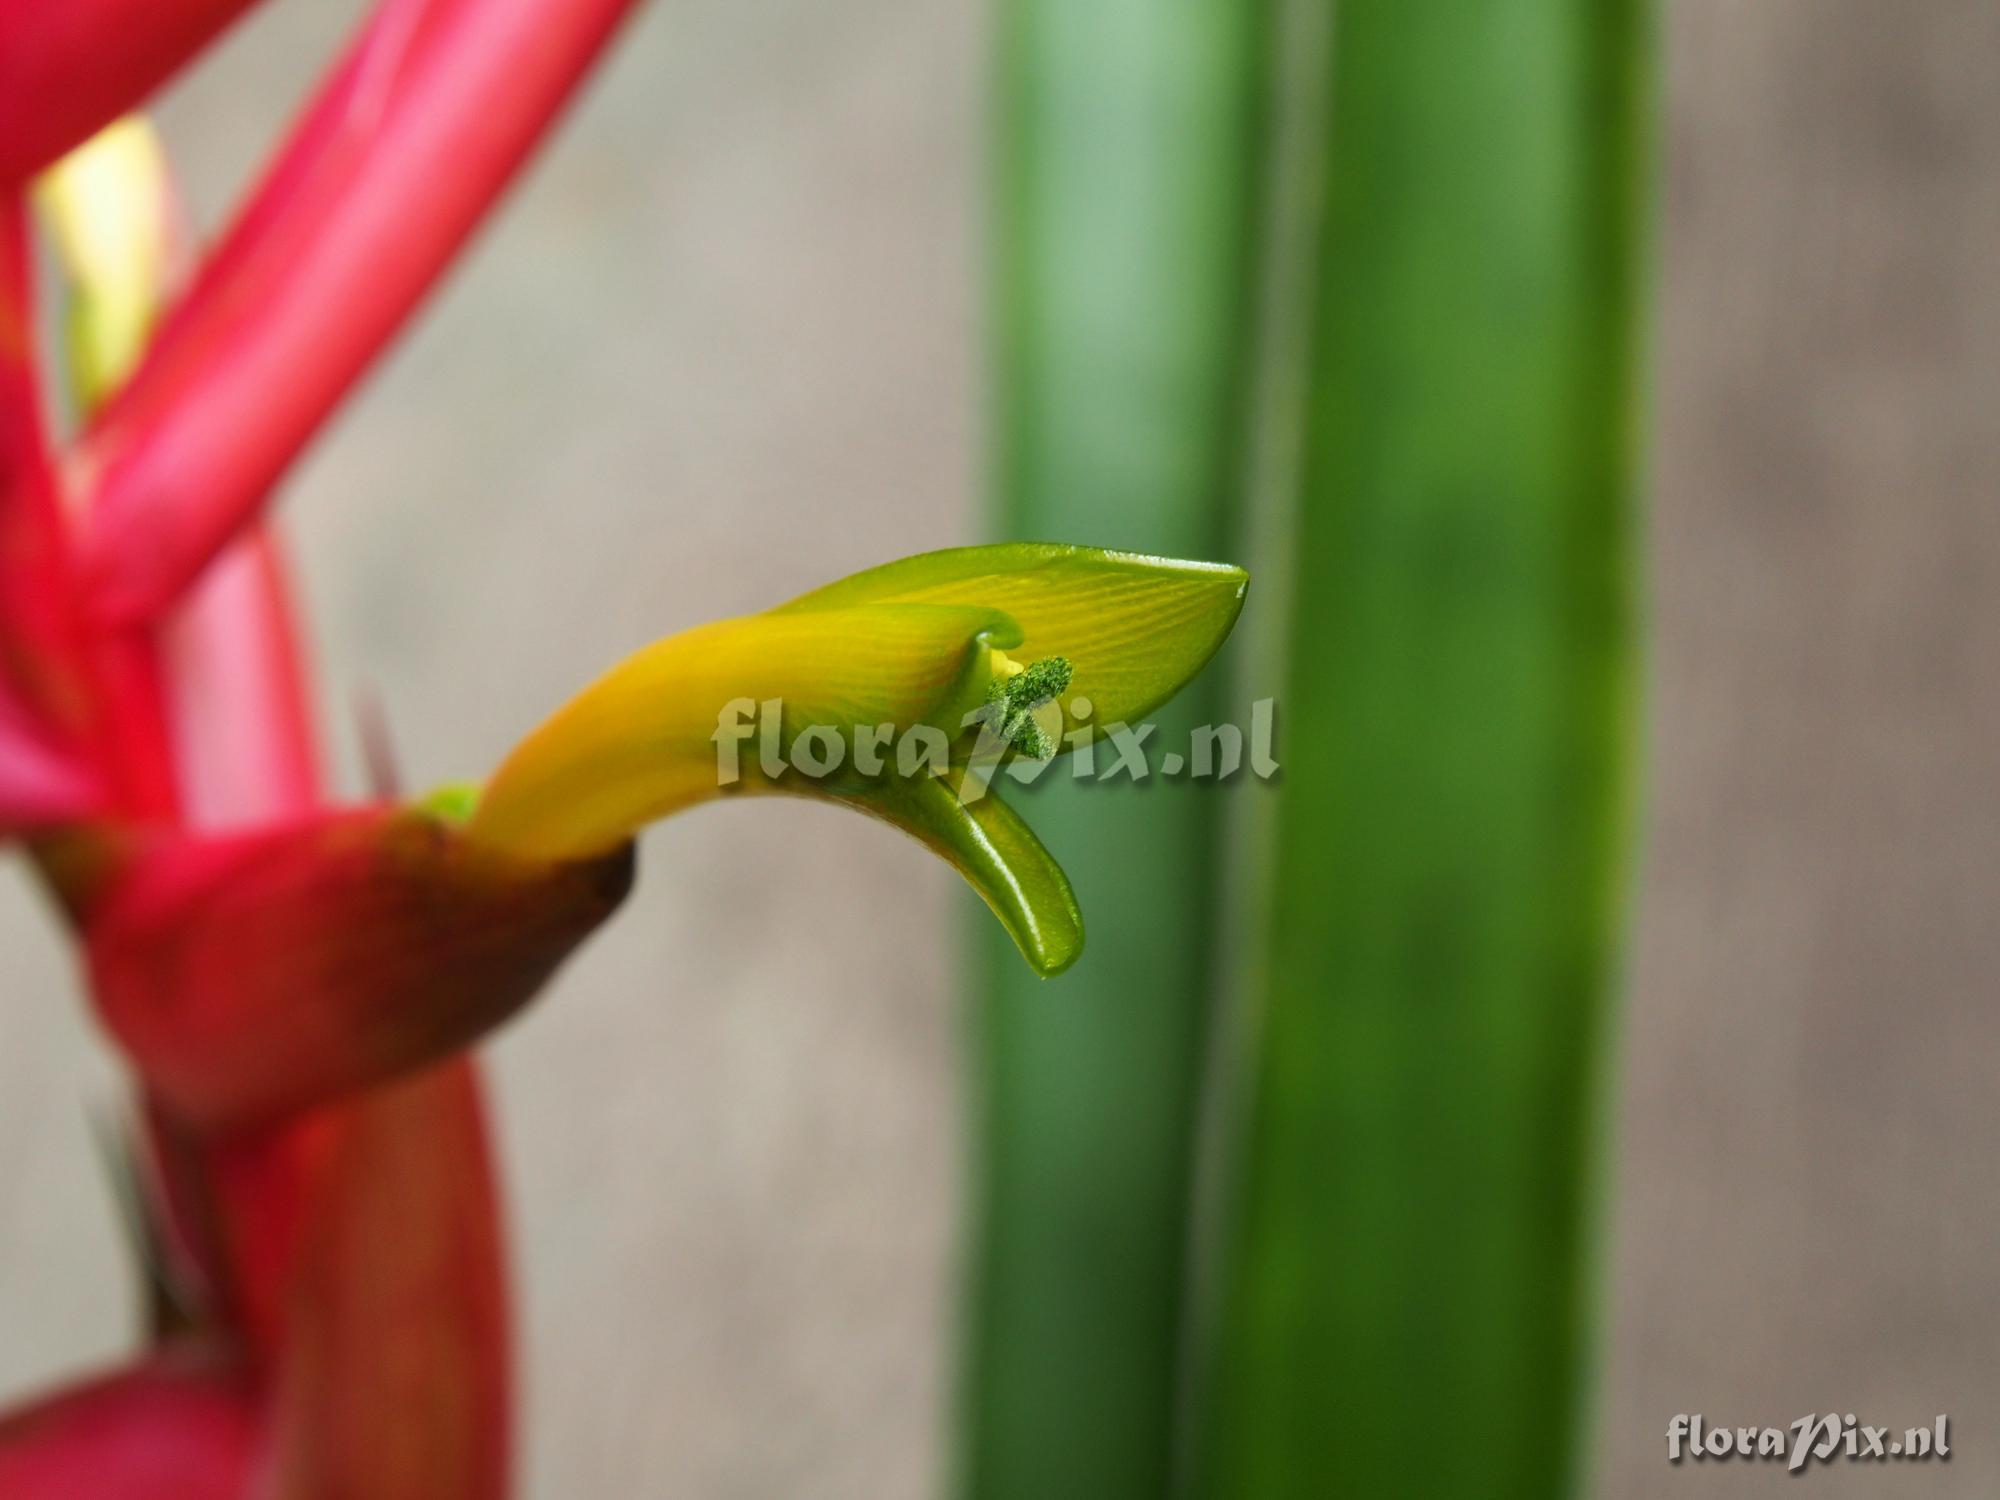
[466,544,1247,976]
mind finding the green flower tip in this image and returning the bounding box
[420,781,483,824]
[982,655,1072,760]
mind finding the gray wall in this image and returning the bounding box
[1603,4,2000,1496]
[0,2,1993,1496]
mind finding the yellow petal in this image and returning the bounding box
[35,116,172,409]
[466,603,1010,861]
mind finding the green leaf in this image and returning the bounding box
[965,0,1270,1494]
[1202,2,1654,1497]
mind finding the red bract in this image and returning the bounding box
[0,0,266,187]
[0,1346,258,1500]
[0,202,177,816]
[78,0,645,624]
[0,3,652,1496]
[163,528,322,829]
[0,679,101,828]
[258,1064,511,1500]
[87,810,633,1131]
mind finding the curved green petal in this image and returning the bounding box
[776,543,1248,744]
[838,770,1082,978]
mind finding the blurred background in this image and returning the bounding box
[1,1,1996,1497]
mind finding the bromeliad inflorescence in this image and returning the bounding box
[0,6,1246,1498]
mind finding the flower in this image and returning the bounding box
[468,542,1249,976]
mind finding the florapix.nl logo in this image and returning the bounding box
[712,693,1279,804]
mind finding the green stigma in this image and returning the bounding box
[983,655,1073,759]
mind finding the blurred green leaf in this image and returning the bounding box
[1203,2,1653,1498]
[967,0,1269,1495]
